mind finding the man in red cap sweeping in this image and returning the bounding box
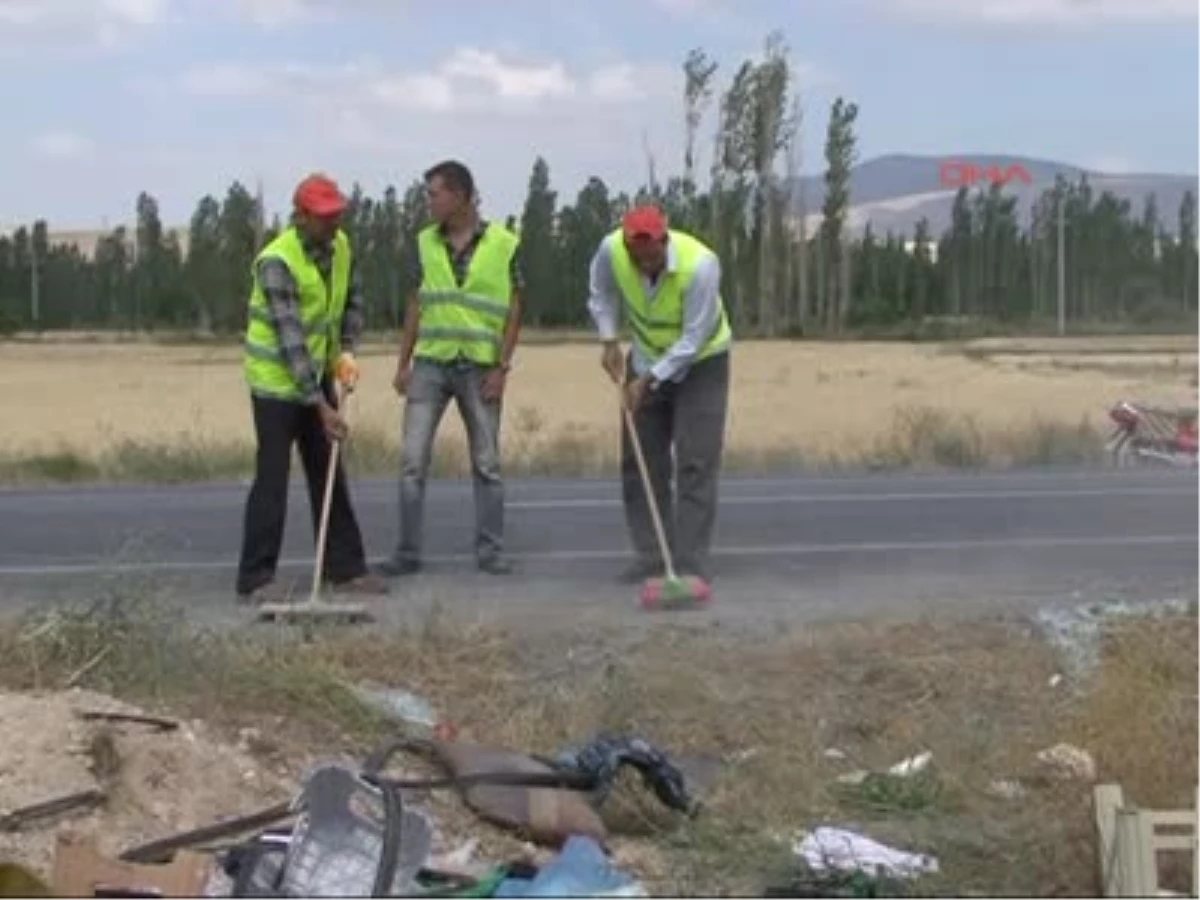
[586,205,732,594]
[235,172,388,604]
[377,159,523,578]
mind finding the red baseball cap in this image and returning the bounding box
[293,173,347,217]
[622,204,667,241]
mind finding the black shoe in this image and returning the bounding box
[619,559,664,584]
[477,556,514,575]
[376,558,421,578]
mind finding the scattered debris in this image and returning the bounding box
[1034,596,1196,680]
[831,754,945,815]
[51,831,211,899]
[0,689,292,878]
[1035,743,1097,782]
[550,735,697,817]
[792,827,939,880]
[887,751,932,778]
[353,683,439,732]
[0,790,106,833]
[985,778,1027,801]
[491,835,646,898]
[76,710,179,732]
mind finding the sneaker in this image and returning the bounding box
[330,573,390,596]
[618,559,664,584]
[235,580,293,606]
[477,556,514,576]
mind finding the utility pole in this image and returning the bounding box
[1056,188,1066,336]
[30,240,39,332]
[254,176,265,247]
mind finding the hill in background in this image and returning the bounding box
[790,153,1198,239]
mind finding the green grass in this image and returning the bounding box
[0,406,1109,486]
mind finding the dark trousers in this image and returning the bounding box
[235,383,369,594]
[621,351,730,577]
[392,358,505,565]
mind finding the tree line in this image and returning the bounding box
[0,31,1195,338]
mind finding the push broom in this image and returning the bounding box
[617,372,712,611]
[256,379,375,626]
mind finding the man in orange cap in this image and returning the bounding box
[586,204,733,587]
[235,172,388,604]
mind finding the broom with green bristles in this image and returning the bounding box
[616,370,712,611]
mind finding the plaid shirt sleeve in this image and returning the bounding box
[339,255,365,354]
[509,241,525,295]
[256,257,324,406]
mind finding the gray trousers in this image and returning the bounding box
[394,358,505,564]
[622,351,730,577]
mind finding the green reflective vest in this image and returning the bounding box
[608,228,732,366]
[243,226,351,401]
[413,222,519,366]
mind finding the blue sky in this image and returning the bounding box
[0,0,1195,228]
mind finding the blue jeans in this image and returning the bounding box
[392,358,505,565]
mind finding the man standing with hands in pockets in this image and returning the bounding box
[235,173,388,605]
[586,204,733,589]
[379,160,523,578]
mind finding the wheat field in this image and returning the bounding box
[1,334,1195,481]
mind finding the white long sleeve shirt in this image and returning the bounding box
[585,232,724,384]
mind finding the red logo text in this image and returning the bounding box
[939,161,1033,189]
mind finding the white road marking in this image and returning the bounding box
[505,486,1188,510]
[0,534,1193,577]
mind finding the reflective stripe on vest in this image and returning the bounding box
[243,227,351,400]
[413,222,519,366]
[608,228,732,364]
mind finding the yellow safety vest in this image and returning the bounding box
[608,228,732,365]
[243,226,351,401]
[413,222,519,366]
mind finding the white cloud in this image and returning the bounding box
[222,0,338,28]
[178,49,672,113]
[29,130,94,160]
[0,0,166,51]
[441,48,575,101]
[875,0,1196,25]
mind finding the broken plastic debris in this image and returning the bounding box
[353,683,438,731]
[793,827,939,880]
[835,770,869,785]
[492,835,647,898]
[823,748,847,761]
[887,751,932,778]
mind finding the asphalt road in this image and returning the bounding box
[0,468,1196,629]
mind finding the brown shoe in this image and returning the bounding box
[330,573,390,596]
[236,580,295,606]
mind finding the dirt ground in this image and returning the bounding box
[0,689,295,878]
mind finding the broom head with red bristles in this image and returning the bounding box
[639,574,712,611]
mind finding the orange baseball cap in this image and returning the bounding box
[293,173,347,217]
[622,204,667,241]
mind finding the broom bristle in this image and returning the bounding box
[638,575,712,610]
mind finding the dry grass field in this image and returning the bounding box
[0,333,1195,483]
[0,594,1195,896]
